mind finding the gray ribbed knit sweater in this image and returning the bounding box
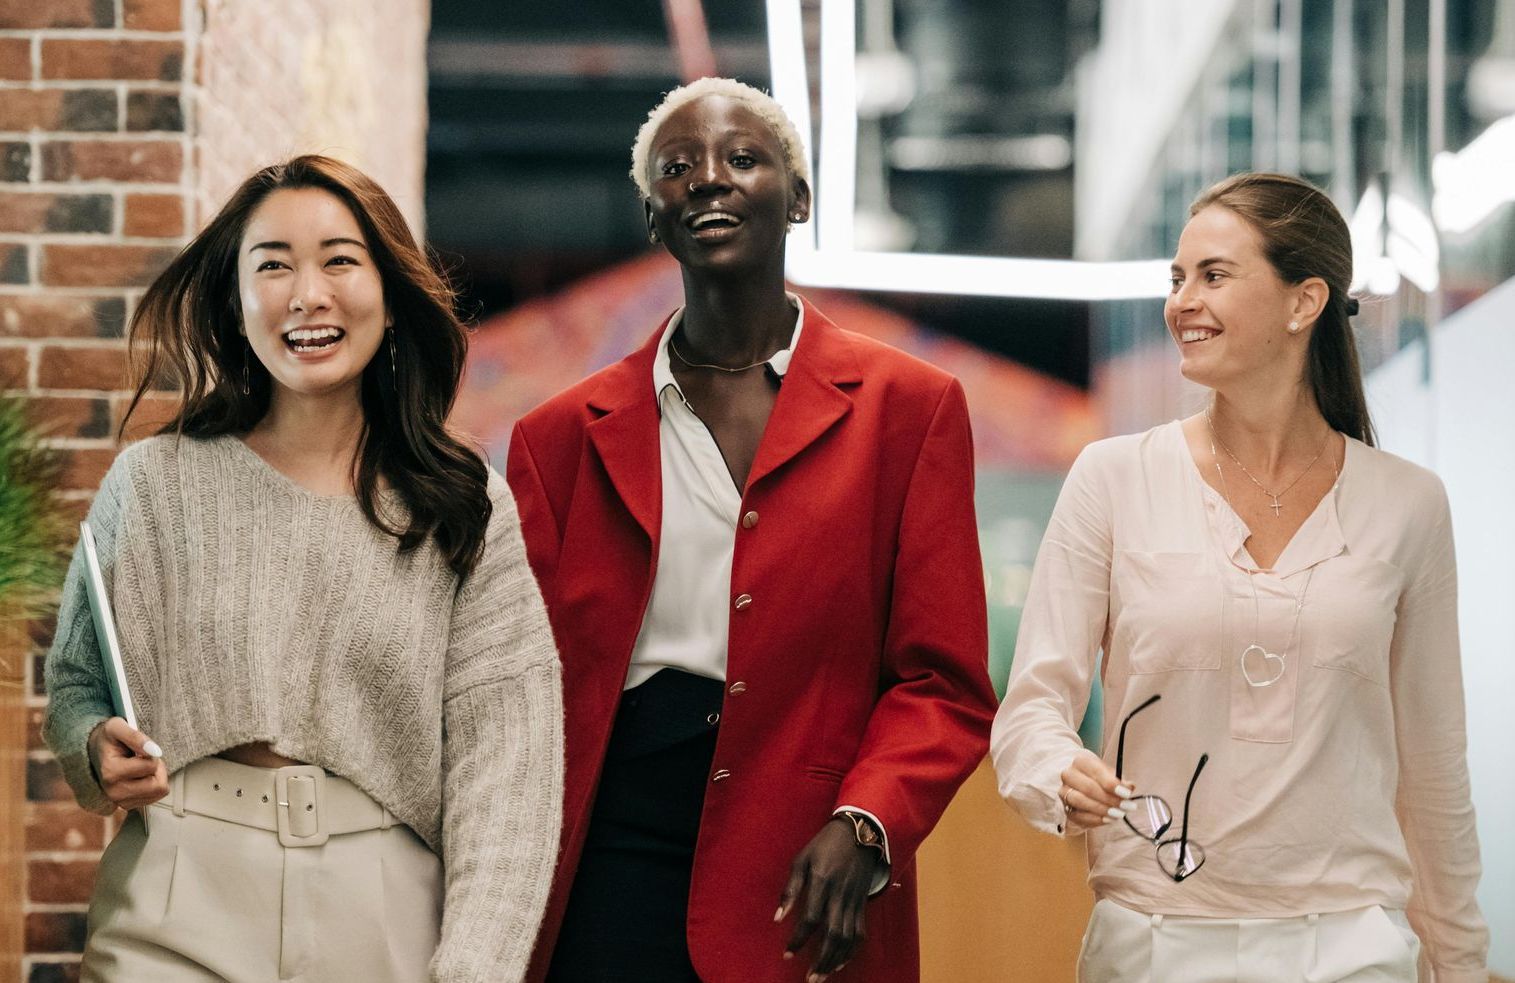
[43,433,564,983]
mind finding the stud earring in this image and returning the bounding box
[1287,320,1301,334]
[648,227,660,244]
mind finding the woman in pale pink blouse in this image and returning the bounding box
[991,173,1488,982]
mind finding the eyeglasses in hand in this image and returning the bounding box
[1115,693,1210,882]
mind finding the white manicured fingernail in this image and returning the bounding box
[1106,807,1124,820]
[1114,785,1134,798]
[143,740,163,759]
[1120,800,1139,812]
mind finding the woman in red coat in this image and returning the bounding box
[507,77,996,983]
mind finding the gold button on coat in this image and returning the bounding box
[728,681,747,695]
[734,593,752,610]
[712,769,731,782]
[741,511,759,529]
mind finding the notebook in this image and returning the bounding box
[79,520,137,730]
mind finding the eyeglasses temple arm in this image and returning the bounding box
[1116,693,1162,780]
[1178,752,1210,854]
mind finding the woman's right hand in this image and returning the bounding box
[1059,749,1136,833]
[88,718,168,810]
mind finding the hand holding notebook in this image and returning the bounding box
[80,520,161,759]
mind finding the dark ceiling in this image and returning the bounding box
[426,0,1099,387]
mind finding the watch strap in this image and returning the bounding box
[838,809,885,856]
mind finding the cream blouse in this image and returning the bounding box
[990,421,1488,981]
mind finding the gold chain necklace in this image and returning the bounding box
[1207,425,1321,687]
[669,335,772,373]
[1204,408,1330,518]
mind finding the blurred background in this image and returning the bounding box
[2,0,1511,979]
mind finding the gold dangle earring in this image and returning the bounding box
[242,343,252,395]
[387,326,398,388]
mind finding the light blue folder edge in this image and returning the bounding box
[79,520,136,730]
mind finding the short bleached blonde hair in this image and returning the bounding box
[629,77,811,200]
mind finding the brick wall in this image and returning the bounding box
[0,2,428,979]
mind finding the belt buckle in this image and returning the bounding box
[275,765,329,848]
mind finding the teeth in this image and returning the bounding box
[692,211,740,229]
[285,326,342,343]
[1181,328,1218,343]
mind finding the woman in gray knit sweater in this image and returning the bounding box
[43,155,563,982]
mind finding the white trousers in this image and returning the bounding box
[1078,898,1421,983]
[82,763,442,983]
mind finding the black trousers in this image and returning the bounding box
[547,669,726,983]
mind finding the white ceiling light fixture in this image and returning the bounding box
[787,249,1172,301]
[1386,192,1440,294]
[1349,181,1442,296]
[764,0,1170,301]
[1432,113,1515,236]
[1349,185,1399,295]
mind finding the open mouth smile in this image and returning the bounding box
[685,210,744,240]
[282,325,346,355]
[1179,327,1220,344]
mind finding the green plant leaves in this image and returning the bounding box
[0,395,71,622]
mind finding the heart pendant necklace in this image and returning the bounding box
[1239,643,1284,687]
[1239,565,1314,687]
[1206,409,1319,688]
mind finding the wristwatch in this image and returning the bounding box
[836,810,886,860]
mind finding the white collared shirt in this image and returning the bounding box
[623,298,804,690]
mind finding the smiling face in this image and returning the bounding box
[644,94,810,275]
[1164,204,1312,390]
[237,187,388,402]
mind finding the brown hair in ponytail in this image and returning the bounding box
[1189,172,1375,446]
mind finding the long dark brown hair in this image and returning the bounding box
[1189,172,1376,446]
[122,155,491,577]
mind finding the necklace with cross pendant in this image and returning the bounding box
[1205,409,1330,518]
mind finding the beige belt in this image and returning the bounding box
[152,756,395,848]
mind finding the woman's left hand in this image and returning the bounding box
[776,817,881,981]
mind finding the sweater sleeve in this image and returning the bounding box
[41,453,132,817]
[1388,477,1488,981]
[989,442,1113,836]
[429,473,564,983]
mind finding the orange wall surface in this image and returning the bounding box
[918,760,1094,983]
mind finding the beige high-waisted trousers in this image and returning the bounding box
[82,757,442,983]
[1078,897,1422,983]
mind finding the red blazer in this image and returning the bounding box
[507,299,996,983]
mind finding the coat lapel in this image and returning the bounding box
[745,299,862,490]
[583,301,863,528]
[584,320,667,542]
